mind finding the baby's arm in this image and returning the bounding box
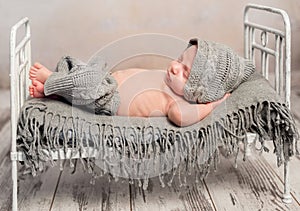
[168,94,229,127]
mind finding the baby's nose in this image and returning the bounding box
[170,61,182,74]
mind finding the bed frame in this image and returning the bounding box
[9,4,292,211]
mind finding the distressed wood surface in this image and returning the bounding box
[0,156,14,211]
[0,89,11,163]
[0,90,10,127]
[0,156,62,211]
[259,148,300,205]
[0,89,12,211]
[128,176,215,211]
[204,152,300,211]
[17,166,62,211]
[0,121,11,162]
[50,163,131,211]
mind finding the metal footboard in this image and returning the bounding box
[9,18,102,211]
[244,4,292,203]
[10,17,31,211]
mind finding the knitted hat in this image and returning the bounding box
[183,38,255,103]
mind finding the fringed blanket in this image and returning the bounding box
[17,72,299,189]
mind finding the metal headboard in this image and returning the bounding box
[244,4,291,108]
[244,4,293,204]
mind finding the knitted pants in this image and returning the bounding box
[44,56,120,115]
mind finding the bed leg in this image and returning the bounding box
[282,159,292,204]
[11,158,18,211]
[245,133,256,156]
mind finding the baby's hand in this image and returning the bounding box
[210,93,230,108]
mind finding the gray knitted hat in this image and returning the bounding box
[183,38,255,103]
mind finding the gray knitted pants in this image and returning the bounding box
[44,56,120,115]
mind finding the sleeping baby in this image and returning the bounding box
[29,38,255,127]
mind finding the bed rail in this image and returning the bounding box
[244,3,291,107]
[10,17,31,211]
[244,4,292,204]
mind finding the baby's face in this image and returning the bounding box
[165,45,197,96]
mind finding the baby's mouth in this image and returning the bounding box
[165,72,171,83]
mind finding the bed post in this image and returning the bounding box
[10,17,31,211]
[283,160,292,203]
[282,5,292,204]
[244,4,292,204]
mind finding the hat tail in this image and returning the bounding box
[242,60,256,82]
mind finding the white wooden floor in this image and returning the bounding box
[0,72,299,211]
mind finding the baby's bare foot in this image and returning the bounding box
[29,80,45,98]
[29,85,45,98]
[29,85,34,97]
[33,80,45,93]
[29,62,52,84]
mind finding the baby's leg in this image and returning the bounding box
[43,56,101,103]
[29,62,53,84]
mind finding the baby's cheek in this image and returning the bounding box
[173,79,185,96]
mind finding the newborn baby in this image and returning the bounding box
[29,39,255,126]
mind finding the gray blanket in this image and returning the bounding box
[17,72,299,189]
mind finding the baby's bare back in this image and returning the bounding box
[111,68,181,117]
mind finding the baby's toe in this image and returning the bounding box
[34,62,43,69]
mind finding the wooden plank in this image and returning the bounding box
[0,155,61,211]
[18,166,62,211]
[0,89,11,163]
[50,162,131,210]
[0,89,10,131]
[171,180,215,211]
[0,121,11,162]
[0,156,14,211]
[129,176,215,211]
[204,153,300,211]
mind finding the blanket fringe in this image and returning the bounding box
[17,100,299,189]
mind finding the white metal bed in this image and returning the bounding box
[10,4,292,211]
[243,4,292,204]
